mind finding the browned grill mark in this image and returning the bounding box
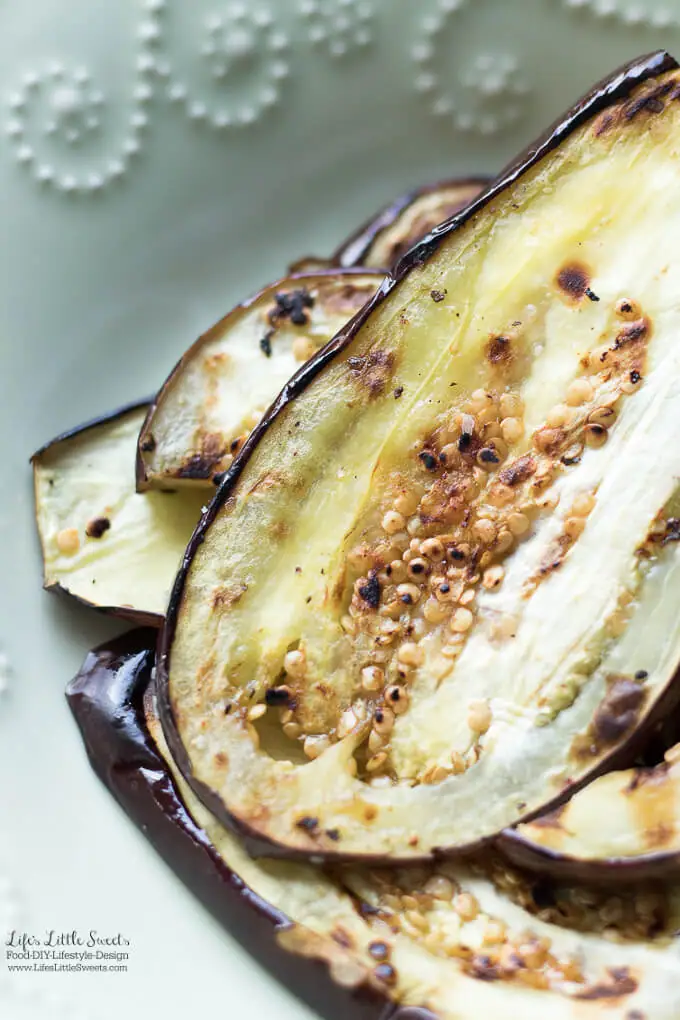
[211,583,247,609]
[594,676,647,745]
[174,432,227,480]
[556,262,592,302]
[86,516,111,539]
[486,334,513,366]
[624,79,675,121]
[213,751,228,768]
[347,349,396,398]
[576,966,638,1001]
[499,454,536,488]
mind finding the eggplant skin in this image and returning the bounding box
[498,748,680,883]
[332,177,490,270]
[65,631,435,1020]
[67,633,680,1020]
[158,50,680,865]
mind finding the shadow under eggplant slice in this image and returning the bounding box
[66,631,680,1020]
[32,402,206,625]
[157,52,680,863]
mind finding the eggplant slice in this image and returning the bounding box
[137,270,383,491]
[159,53,680,863]
[69,632,680,1020]
[32,403,205,625]
[333,177,490,271]
[500,745,680,882]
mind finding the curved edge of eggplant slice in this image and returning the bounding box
[499,746,680,883]
[64,629,433,1020]
[331,176,491,271]
[32,402,206,625]
[136,267,384,492]
[157,51,680,865]
[67,632,680,1020]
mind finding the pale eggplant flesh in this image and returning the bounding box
[137,270,383,491]
[68,632,680,1020]
[500,744,680,882]
[32,403,205,625]
[332,178,490,271]
[159,52,680,863]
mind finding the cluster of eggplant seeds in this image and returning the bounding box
[254,295,653,781]
[361,868,590,993]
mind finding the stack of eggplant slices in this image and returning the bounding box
[34,52,680,1019]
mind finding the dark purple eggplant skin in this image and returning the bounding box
[32,399,166,628]
[498,826,680,885]
[331,177,491,270]
[65,631,437,1020]
[157,51,680,867]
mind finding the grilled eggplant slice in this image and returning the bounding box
[69,632,680,1020]
[500,745,680,882]
[137,270,382,491]
[333,177,489,270]
[32,403,205,624]
[159,52,680,863]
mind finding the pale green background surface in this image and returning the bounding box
[1,1,680,1017]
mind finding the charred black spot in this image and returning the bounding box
[270,288,315,326]
[635,670,649,680]
[259,330,274,357]
[556,263,591,301]
[358,572,381,610]
[449,547,466,561]
[418,450,438,471]
[624,81,673,121]
[176,454,219,480]
[393,386,404,399]
[264,687,293,706]
[585,287,600,302]
[295,816,318,832]
[86,516,111,539]
[479,447,499,464]
[561,444,583,467]
[140,433,156,453]
[499,454,536,487]
[630,370,641,385]
[430,289,446,303]
[368,941,390,961]
[613,319,649,349]
[457,432,472,453]
[486,334,512,365]
[326,828,340,841]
